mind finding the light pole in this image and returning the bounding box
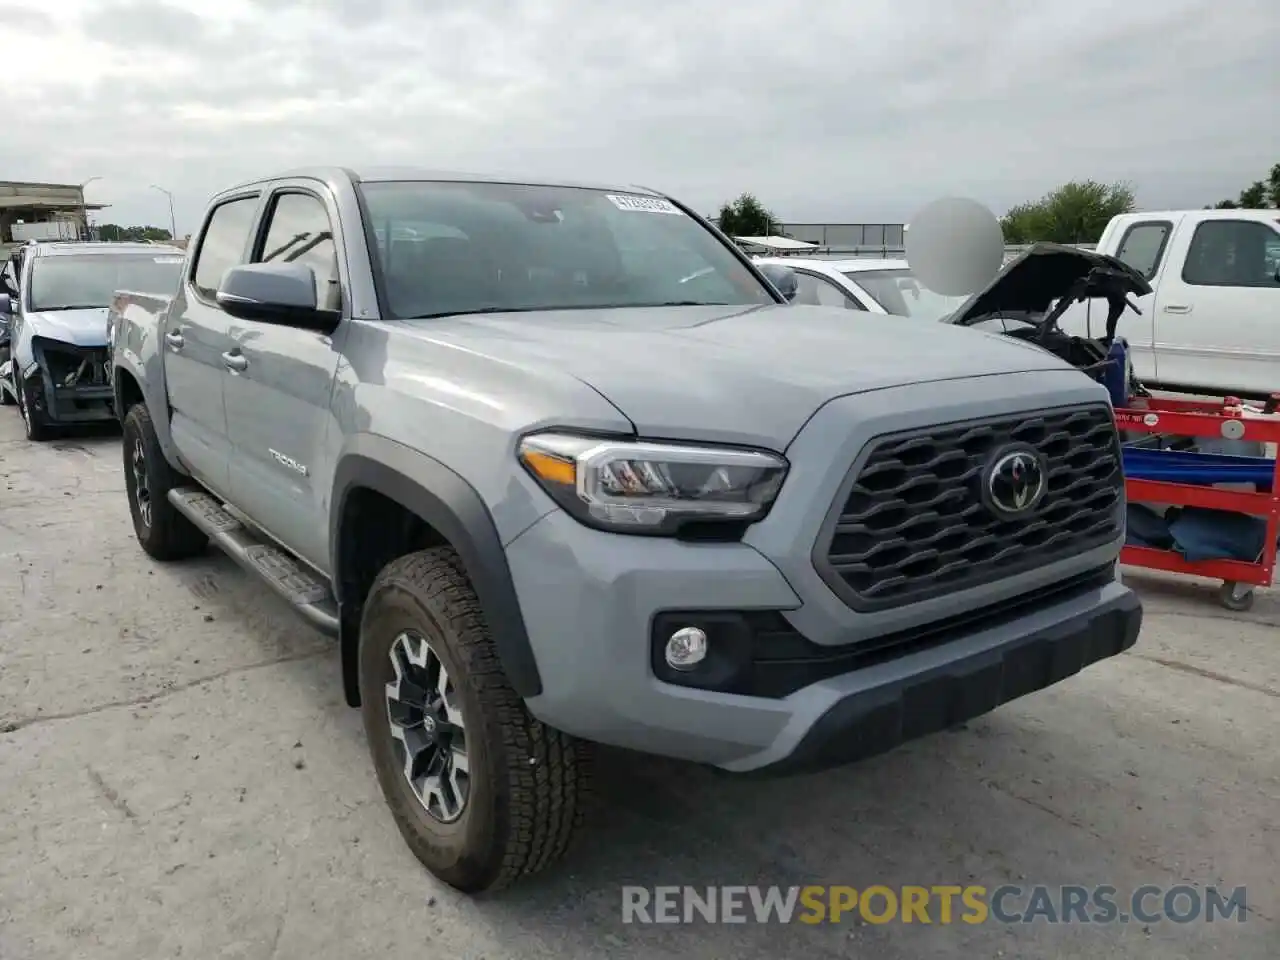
[79,176,101,239]
[151,184,177,242]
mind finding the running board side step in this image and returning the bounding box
[168,487,339,636]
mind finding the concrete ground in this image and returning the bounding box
[0,417,1274,960]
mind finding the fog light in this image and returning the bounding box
[664,627,708,671]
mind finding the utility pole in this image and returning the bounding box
[151,184,177,242]
[79,176,101,239]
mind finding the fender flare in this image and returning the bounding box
[330,437,543,700]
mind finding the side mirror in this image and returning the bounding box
[216,262,339,332]
[758,263,799,302]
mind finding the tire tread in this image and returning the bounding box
[365,547,593,892]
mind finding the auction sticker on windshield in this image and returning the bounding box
[607,194,683,215]
[154,256,184,264]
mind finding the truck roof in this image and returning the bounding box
[29,240,185,258]
[1112,209,1279,222]
[221,165,667,199]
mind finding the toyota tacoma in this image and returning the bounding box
[108,167,1142,893]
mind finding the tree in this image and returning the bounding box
[715,193,778,237]
[1207,162,1280,209]
[96,223,173,242]
[1237,181,1268,208]
[999,180,1136,244]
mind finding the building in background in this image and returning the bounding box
[0,180,110,253]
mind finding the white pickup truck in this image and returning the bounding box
[1055,209,1280,397]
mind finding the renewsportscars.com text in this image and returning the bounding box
[621,884,1248,925]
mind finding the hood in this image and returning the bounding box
[23,308,111,347]
[945,243,1152,329]
[409,303,1076,449]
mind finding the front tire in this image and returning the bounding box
[15,373,51,440]
[360,548,593,893]
[0,359,14,407]
[121,403,208,561]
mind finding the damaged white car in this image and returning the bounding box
[1,241,185,440]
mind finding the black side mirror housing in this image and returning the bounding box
[216,262,340,332]
[758,263,798,302]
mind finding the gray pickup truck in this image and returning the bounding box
[109,167,1142,893]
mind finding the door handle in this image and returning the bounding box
[222,351,248,373]
[164,331,185,350]
[1162,304,1192,314]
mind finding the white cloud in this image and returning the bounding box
[4,0,1278,233]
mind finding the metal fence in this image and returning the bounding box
[780,222,906,249]
[765,223,1097,262]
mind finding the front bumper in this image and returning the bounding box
[742,584,1140,775]
[507,508,1140,774]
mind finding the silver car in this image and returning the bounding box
[0,240,184,440]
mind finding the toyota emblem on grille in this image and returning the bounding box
[984,446,1047,517]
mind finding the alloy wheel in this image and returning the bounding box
[130,437,152,527]
[385,630,470,823]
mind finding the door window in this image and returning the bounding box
[1182,220,1280,288]
[794,271,863,309]
[257,193,342,311]
[1114,221,1171,280]
[192,196,260,300]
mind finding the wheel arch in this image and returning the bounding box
[113,366,145,422]
[331,437,543,707]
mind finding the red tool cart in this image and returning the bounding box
[1115,395,1280,611]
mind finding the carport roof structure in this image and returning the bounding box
[733,235,819,251]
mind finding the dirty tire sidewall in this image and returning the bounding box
[17,376,50,441]
[121,403,207,561]
[360,572,507,891]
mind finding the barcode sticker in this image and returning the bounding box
[153,256,184,264]
[606,194,682,215]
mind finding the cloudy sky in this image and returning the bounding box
[4,0,1278,235]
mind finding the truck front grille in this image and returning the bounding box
[816,404,1122,612]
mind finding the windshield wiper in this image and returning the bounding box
[37,304,106,311]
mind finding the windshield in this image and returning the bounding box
[27,253,185,312]
[359,181,776,319]
[842,268,966,321]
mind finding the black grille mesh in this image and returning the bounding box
[818,405,1122,611]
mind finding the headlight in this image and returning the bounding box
[517,432,788,536]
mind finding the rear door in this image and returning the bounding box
[164,192,262,495]
[223,185,347,572]
[1150,216,1280,393]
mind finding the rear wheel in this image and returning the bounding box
[121,403,207,560]
[360,548,593,893]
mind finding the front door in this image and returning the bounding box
[1152,217,1280,394]
[163,193,262,495]
[224,187,346,574]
